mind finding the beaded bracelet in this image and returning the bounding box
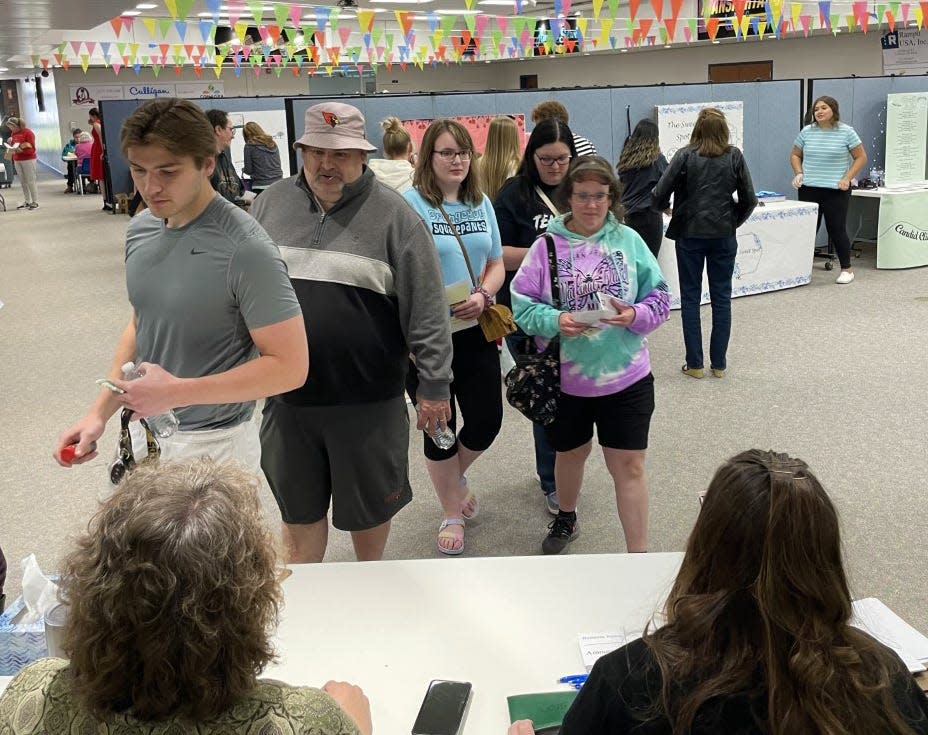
[471,284,494,306]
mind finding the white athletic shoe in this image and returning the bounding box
[835,271,855,284]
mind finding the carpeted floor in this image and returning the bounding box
[1,171,926,634]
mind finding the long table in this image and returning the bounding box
[850,187,928,269]
[658,200,819,309]
[265,553,683,733]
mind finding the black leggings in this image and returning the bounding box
[624,209,664,258]
[798,185,852,269]
[405,325,502,461]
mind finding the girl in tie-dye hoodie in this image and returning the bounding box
[511,156,669,556]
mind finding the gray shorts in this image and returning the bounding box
[260,396,412,531]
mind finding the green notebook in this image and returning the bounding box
[507,691,578,733]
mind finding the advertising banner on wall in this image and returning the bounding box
[656,100,744,161]
[882,28,928,74]
[176,82,225,98]
[68,85,124,108]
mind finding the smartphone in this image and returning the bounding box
[411,680,472,735]
[96,378,125,394]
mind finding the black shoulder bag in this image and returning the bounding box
[504,234,561,426]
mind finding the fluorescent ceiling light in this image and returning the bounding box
[0,67,8,72]
[437,7,481,13]
[136,2,158,8]
[478,1,516,5]
[122,9,142,15]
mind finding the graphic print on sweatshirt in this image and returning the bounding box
[560,245,631,312]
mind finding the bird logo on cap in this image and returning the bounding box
[322,111,341,127]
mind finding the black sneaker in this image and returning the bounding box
[542,511,579,555]
[16,203,29,209]
[27,202,38,209]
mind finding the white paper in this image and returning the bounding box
[570,292,625,325]
[851,597,928,673]
[579,631,642,672]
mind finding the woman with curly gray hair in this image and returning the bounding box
[0,459,372,735]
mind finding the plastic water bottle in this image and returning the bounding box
[429,420,456,450]
[416,407,455,449]
[121,361,179,438]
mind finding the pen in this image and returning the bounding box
[558,674,589,689]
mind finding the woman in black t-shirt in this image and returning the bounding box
[492,119,577,515]
[510,450,928,735]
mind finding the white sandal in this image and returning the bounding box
[437,517,465,556]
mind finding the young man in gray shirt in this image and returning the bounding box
[55,98,308,471]
[252,102,452,563]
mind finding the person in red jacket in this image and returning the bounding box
[7,117,38,209]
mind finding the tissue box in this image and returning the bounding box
[0,595,48,675]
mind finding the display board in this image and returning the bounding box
[286,80,802,197]
[656,100,744,161]
[884,92,928,188]
[99,96,285,202]
[400,114,526,154]
[228,109,292,180]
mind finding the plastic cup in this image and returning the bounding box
[44,603,69,659]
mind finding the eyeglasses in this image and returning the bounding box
[572,192,610,203]
[433,149,472,161]
[535,154,571,167]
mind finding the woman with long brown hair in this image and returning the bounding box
[242,120,283,195]
[510,449,928,734]
[403,118,504,556]
[616,118,668,258]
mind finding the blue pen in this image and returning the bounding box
[558,674,589,689]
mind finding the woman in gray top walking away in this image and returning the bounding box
[242,121,283,195]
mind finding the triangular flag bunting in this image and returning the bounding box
[111,17,124,36]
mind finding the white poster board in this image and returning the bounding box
[228,110,292,180]
[656,101,744,161]
[884,92,928,188]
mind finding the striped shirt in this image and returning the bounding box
[793,122,862,189]
[573,133,597,157]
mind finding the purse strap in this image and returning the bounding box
[543,234,561,309]
[437,204,478,288]
[535,186,560,217]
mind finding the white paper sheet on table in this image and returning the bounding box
[579,631,642,672]
[851,598,928,673]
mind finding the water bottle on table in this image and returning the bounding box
[121,361,179,438]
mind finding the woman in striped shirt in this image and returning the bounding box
[790,96,868,284]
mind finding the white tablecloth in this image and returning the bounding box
[850,187,928,269]
[658,200,819,309]
[266,553,683,733]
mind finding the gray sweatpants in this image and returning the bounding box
[14,159,38,205]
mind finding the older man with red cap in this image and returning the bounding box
[252,102,452,563]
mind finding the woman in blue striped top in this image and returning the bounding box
[790,96,868,284]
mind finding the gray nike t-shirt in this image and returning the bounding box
[125,195,301,430]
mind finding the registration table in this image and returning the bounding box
[659,200,819,309]
[265,553,682,733]
[849,187,928,269]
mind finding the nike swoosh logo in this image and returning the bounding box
[190,248,206,255]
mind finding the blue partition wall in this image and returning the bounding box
[810,75,928,170]
[286,80,803,197]
[99,96,286,200]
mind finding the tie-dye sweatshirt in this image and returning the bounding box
[510,212,670,398]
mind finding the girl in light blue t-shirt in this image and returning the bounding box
[790,95,868,284]
[402,119,504,557]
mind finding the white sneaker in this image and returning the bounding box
[835,271,855,284]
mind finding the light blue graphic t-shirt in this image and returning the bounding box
[403,189,503,287]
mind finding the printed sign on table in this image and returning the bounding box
[656,101,744,161]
